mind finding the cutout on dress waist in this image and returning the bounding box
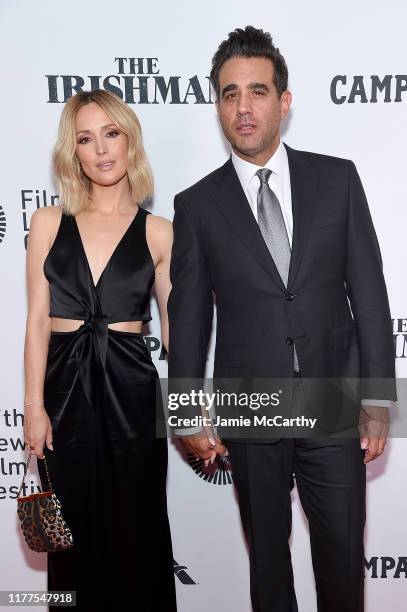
[50,317,145,334]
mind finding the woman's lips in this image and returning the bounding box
[96,161,115,171]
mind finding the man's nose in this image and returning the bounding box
[237,92,253,115]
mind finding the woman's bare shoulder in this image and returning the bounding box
[146,213,172,230]
[146,213,172,240]
[29,206,63,242]
[31,205,62,225]
[145,213,173,264]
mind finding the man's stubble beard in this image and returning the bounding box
[230,134,271,162]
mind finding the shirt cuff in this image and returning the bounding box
[173,426,204,437]
[361,399,393,408]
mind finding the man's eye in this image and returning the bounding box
[225,92,237,101]
[252,90,265,96]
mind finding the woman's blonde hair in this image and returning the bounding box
[53,89,154,214]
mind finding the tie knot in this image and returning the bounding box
[256,168,272,185]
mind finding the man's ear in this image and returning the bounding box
[280,90,292,120]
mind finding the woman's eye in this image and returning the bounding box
[78,136,90,144]
[106,130,119,137]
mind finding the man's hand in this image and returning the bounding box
[181,430,227,466]
[359,405,389,464]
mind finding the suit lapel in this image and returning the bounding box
[285,144,318,289]
[211,158,286,291]
[210,146,319,291]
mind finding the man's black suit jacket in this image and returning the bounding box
[167,144,396,437]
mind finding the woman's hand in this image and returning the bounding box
[24,406,53,458]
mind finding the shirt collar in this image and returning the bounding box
[231,140,288,190]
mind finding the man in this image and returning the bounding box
[168,26,396,612]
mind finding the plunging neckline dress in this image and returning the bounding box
[38,207,177,611]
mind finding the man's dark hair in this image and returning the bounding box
[210,26,288,98]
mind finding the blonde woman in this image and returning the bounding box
[24,90,177,611]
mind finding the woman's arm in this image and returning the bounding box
[146,215,173,354]
[24,207,59,458]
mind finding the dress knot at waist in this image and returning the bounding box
[74,312,110,412]
[80,313,109,367]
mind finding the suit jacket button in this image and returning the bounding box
[285,337,294,345]
[286,293,295,301]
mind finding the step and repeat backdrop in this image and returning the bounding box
[0,0,406,610]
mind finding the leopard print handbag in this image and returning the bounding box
[16,454,74,552]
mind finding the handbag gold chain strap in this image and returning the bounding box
[17,453,53,498]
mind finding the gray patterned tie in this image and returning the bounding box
[256,168,299,372]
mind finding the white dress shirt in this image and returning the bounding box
[232,140,293,244]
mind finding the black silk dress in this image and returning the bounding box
[37,207,177,611]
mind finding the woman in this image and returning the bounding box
[23,89,177,611]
